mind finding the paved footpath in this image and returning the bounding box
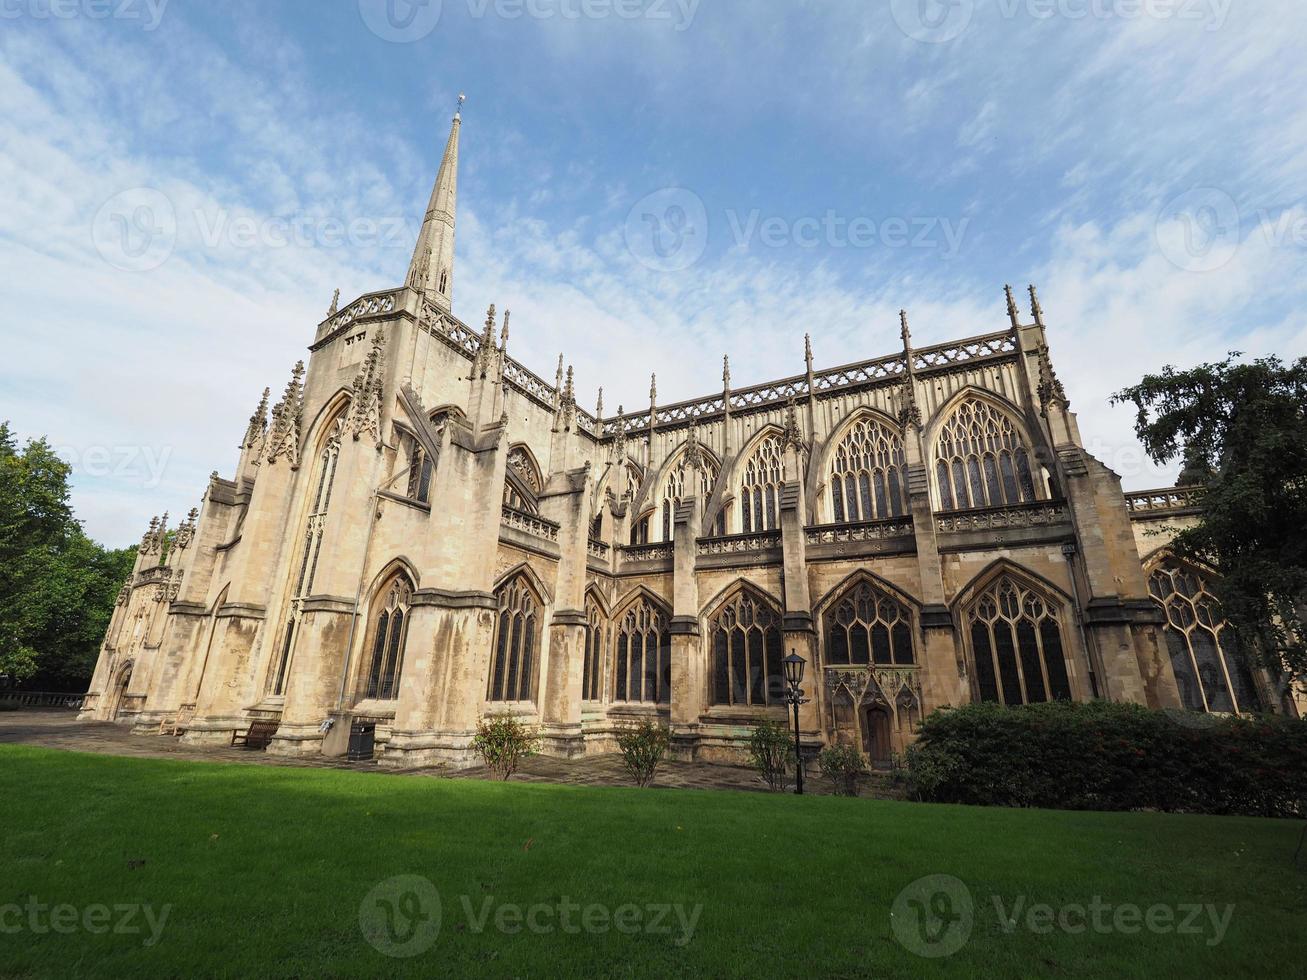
[0,709,893,797]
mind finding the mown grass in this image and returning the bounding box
[1,745,1304,978]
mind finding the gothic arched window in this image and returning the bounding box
[364,574,413,700]
[487,576,542,702]
[709,589,785,707]
[659,451,716,541]
[403,435,434,504]
[582,597,605,702]
[1148,561,1261,714]
[934,398,1038,511]
[270,415,344,696]
[829,416,907,522]
[504,446,542,513]
[966,574,1072,705]
[824,579,915,666]
[740,433,785,533]
[613,596,671,703]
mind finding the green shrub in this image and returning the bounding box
[471,714,540,780]
[617,720,671,787]
[748,719,794,791]
[903,700,1307,817]
[817,743,867,797]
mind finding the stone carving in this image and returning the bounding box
[348,332,387,449]
[265,361,305,467]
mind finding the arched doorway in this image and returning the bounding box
[861,703,893,767]
[108,663,133,721]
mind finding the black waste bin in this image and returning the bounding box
[347,722,376,761]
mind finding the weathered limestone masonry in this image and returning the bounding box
[82,110,1298,766]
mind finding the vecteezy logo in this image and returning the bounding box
[91,188,177,273]
[358,0,443,42]
[891,874,974,958]
[1155,187,1241,273]
[623,187,708,273]
[890,0,974,44]
[359,875,442,957]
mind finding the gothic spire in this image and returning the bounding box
[1004,284,1020,329]
[328,288,340,318]
[596,387,604,420]
[1028,284,1045,328]
[500,309,510,351]
[406,100,462,311]
[243,387,270,450]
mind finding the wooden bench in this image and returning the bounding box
[157,707,194,737]
[231,719,278,750]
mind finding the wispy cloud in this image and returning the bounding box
[0,2,1304,545]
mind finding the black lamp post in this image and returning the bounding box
[783,651,806,795]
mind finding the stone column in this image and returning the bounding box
[538,465,592,758]
[778,483,822,742]
[669,498,702,760]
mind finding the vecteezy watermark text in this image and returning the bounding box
[891,874,1235,959]
[890,0,1232,44]
[0,0,169,30]
[0,898,171,947]
[357,0,699,43]
[359,874,701,957]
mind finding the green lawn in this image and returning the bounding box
[1,746,1304,978]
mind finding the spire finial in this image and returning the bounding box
[1028,284,1045,327]
[455,91,466,119]
[649,373,657,405]
[564,365,575,400]
[722,354,731,389]
[328,288,340,317]
[500,309,510,350]
[1004,284,1020,328]
[804,333,813,372]
[899,310,911,349]
[596,387,604,419]
[405,101,461,311]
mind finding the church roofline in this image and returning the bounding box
[311,283,1028,444]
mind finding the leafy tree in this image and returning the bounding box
[0,422,135,690]
[1113,354,1307,693]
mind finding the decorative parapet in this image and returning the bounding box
[1124,487,1204,518]
[619,542,674,563]
[317,289,398,342]
[320,287,1019,441]
[587,538,611,561]
[935,500,1069,533]
[696,530,783,556]
[601,330,1018,437]
[805,517,914,545]
[501,505,560,543]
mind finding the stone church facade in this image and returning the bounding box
[81,110,1293,767]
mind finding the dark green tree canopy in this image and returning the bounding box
[0,422,135,689]
[1114,354,1307,691]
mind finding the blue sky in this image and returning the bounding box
[1,0,1304,546]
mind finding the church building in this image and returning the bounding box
[81,107,1291,767]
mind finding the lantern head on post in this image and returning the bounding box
[784,652,806,691]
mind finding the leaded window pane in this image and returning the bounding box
[966,574,1071,706]
[708,590,784,706]
[828,416,907,522]
[934,400,1041,510]
[1148,561,1262,714]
